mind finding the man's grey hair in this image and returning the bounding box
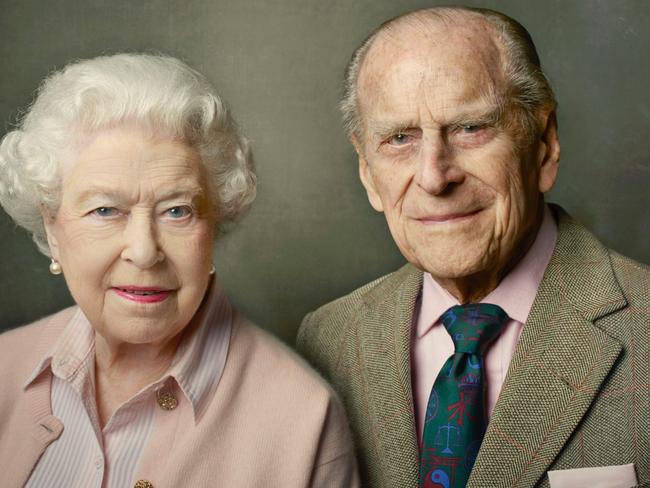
[0,53,256,256]
[340,7,557,141]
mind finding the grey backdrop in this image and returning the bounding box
[1,0,648,343]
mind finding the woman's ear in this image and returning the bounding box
[40,206,61,261]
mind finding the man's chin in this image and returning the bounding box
[413,253,493,282]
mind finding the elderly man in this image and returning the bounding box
[297,6,649,488]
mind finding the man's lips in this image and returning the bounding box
[416,209,482,223]
[111,286,175,303]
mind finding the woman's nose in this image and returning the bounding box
[120,213,164,269]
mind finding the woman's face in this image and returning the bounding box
[44,127,216,348]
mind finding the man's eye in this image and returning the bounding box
[460,124,483,133]
[92,207,119,218]
[388,133,411,145]
[166,206,192,219]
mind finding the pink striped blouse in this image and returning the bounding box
[24,279,231,488]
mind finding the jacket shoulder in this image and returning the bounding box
[609,251,650,300]
[608,251,650,342]
[0,307,75,345]
[226,316,356,456]
[235,315,339,398]
[0,307,76,384]
[155,315,359,487]
[296,263,420,377]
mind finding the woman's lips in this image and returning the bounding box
[111,286,173,303]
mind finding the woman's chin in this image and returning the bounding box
[96,302,186,347]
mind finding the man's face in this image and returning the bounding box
[355,23,559,286]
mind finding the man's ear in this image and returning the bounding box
[536,108,561,193]
[352,135,384,212]
[40,207,61,261]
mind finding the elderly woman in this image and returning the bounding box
[0,54,358,488]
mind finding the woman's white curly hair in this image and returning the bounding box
[0,53,257,256]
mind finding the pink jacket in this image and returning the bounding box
[0,307,359,487]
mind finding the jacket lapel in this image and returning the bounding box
[355,264,422,487]
[468,208,627,487]
[5,311,67,487]
[19,372,64,485]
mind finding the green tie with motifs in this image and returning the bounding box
[419,303,508,488]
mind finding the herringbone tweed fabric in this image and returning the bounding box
[297,206,649,488]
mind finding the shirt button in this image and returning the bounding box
[156,389,178,411]
[134,481,154,488]
[94,456,103,469]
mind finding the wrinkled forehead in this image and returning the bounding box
[357,16,508,116]
[59,126,206,192]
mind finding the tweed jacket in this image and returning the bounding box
[297,207,650,487]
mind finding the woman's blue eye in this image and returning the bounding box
[93,207,118,217]
[166,206,192,219]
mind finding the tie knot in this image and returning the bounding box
[441,303,508,355]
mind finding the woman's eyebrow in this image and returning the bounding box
[73,185,206,205]
[155,186,206,201]
[73,188,123,206]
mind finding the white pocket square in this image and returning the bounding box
[548,463,638,488]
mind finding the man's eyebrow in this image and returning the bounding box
[366,120,417,138]
[445,105,504,127]
[365,104,505,138]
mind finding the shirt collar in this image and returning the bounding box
[164,278,232,421]
[24,276,232,422]
[24,308,95,387]
[416,205,558,338]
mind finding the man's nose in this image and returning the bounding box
[414,134,464,194]
[120,213,163,269]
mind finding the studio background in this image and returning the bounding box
[1,0,648,343]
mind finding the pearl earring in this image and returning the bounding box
[209,264,216,275]
[49,259,62,275]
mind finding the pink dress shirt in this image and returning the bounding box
[412,206,558,442]
[24,279,231,488]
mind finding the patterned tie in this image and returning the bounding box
[419,303,508,488]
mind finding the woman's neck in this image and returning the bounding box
[93,332,182,428]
